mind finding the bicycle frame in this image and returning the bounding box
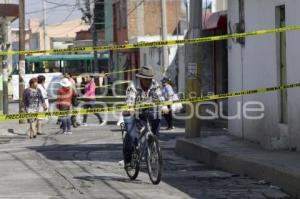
[135,119,153,162]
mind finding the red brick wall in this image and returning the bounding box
[113,0,183,43]
[128,0,182,38]
[75,31,105,41]
[112,0,128,44]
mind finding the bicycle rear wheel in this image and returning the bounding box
[146,134,162,185]
[123,135,140,180]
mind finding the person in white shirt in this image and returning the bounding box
[161,77,175,130]
[37,75,49,135]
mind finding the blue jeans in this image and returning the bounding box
[123,114,160,164]
[61,116,71,132]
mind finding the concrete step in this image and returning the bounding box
[175,134,300,198]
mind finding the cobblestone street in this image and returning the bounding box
[0,117,291,199]
[1,0,300,198]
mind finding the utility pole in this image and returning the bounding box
[92,20,98,73]
[42,0,47,50]
[92,0,98,73]
[160,0,169,75]
[19,0,26,123]
[0,24,4,114]
[185,0,202,138]
[2,25,9,114]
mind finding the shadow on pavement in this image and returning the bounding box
[28,143,123,162]
[27,131,208,199]
[74,176,148,185]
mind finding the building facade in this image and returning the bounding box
[130,35,185,87]
[228,0,300,150]
[30,18,89,51]
[11,18,89,70]
[112,0,184,43]
[110,0,186,93]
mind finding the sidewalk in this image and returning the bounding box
[175,130,300,198]
[0,120,28,138]
[0,103,28,139]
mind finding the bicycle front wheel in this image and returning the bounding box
[123,135,140,180]
[146,134,162,185]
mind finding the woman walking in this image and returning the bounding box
[57,78,75,135]
[82,75,105,126]
[23,78,47,139]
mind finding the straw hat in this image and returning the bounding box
[136,65,154,79]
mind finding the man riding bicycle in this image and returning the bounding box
[123,65,169,168]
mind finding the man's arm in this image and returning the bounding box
[38,88,47,111]
[123,83,136,116]
[37,88,45,104]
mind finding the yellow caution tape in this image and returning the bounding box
[82,80,130,89]
[91,96,126,99]
[105,69,140,75]
[71,69,140,77]
[0,26,299,56]
[48,96,127,101]
[49,80,130,90]
[1,82,300,121]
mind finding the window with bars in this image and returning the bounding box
[94,0,105,30]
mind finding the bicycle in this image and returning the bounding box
[121,110,163,185]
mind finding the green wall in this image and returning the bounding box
[104,0,113,44]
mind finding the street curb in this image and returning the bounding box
[175,138,300,198]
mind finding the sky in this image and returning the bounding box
[11,0,83,27]
[9,0,213,27]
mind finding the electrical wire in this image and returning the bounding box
[44,0,77,7]
[26,0,147,41]
[50,22,84,36]
[25,0,77,15]
[51,1,80,26]
[26,0,83,36]
[89,0,146,33]
[127,0,145,17]
[25,5,61,15]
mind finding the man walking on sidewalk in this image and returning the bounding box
[37,75,49,135]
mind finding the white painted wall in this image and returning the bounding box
[212,0,228,13]
[228,0,300,150]
[11,73,63,100]
[129,35,185,92]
